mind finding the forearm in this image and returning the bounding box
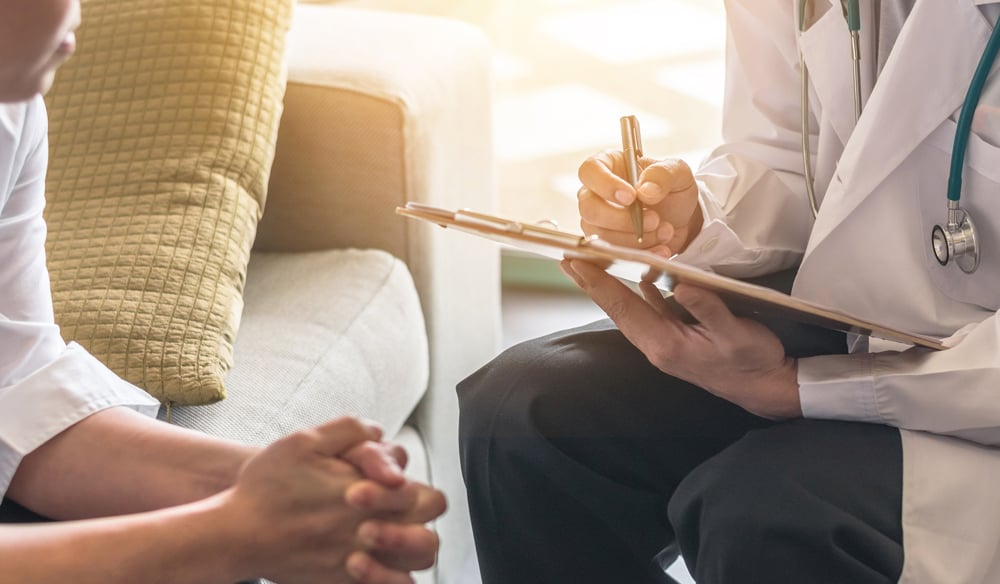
[8,407,258,519]
[0,491,256,584]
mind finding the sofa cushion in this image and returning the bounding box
[164,249,429,444]
[42,0,292,405]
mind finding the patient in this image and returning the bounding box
[0,1,444,582]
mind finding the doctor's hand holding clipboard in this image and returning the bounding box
[565,116,802,420]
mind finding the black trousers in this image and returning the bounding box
[0,498,50,523]
[458,277,904,584]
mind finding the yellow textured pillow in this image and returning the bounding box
[43,0,292,405]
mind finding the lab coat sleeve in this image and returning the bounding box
[675,0,817,277]
[799,316,1000,447]
[0,98,159,500]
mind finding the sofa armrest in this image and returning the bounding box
[258,6,500,584]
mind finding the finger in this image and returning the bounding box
[641,267,662,283]
[342,442,408,488]
[638,280,675,318]
[565,259,660,325]
[636,158,696,204]
[286,416,378,459]
[577,187,670,249]
[577,186,624,230]
[405,485,447,524]
[348,482,447,525]
[578,150,635,205]
[346,551,415,584]
[559,258,585,290]
[358,522,440,572]
[578,187,659,236]
[565,259,689,351]
[639,159,700,241]
[346,481,419,514]
[672,284,737,332]
[368,483,447,524]
[360,420,386,441]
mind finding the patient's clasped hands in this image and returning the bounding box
[566,151,802,420]
[221,417,445,584]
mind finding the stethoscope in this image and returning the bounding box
[798,0,1000,274]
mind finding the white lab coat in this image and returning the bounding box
[678,0,1000,581]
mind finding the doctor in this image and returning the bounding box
[459,1,1000,583]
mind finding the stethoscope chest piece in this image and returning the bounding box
[931,204,980,274]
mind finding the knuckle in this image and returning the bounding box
[672,158,692,174]
[647,348,672,370]
[339,415,368,433]
[356,441,381,457]
[577,154,602,181]
[323,416,370,442]
[602,297,632,321]
[644,339,676,370]
[279,430,315,451]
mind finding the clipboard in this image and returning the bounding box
[396,202,946,351]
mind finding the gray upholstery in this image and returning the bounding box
[165,249,428,444]
[163,6,502,583]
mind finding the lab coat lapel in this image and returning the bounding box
[797,0,877,151]
[806,0,993,253]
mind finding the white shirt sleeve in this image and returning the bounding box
[0,97,159,500]
[798,316,1000,446]
[670,0,816,278]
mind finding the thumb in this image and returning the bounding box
[638,159,700,241]
[306,416,382,458]
[342,442,408,488]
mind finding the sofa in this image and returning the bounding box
[159,4,500,583]
[40,0,497,579]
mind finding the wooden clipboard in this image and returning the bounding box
[397,202,946,351]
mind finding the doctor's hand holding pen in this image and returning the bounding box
[564,117,802,420]
[576,144,704,256]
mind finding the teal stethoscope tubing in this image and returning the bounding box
[800,0,1000,204]
[799,0,999,274]
[950,15,1000,202]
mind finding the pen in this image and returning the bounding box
[620,115,644,243]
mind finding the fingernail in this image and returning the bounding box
[614,189,633,205]
[346,553,368,579]
[642,212,659,231]
[638,182,661,200]
[362,420,384,438]
[658,223,674,243]
[359,522,381,547]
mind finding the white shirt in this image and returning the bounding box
[0,97,159,500]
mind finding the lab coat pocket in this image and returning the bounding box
[918,118,1000,310]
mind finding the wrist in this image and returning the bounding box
[768,357,802,420]
[198,490,267,581]
[684,205,705,251]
